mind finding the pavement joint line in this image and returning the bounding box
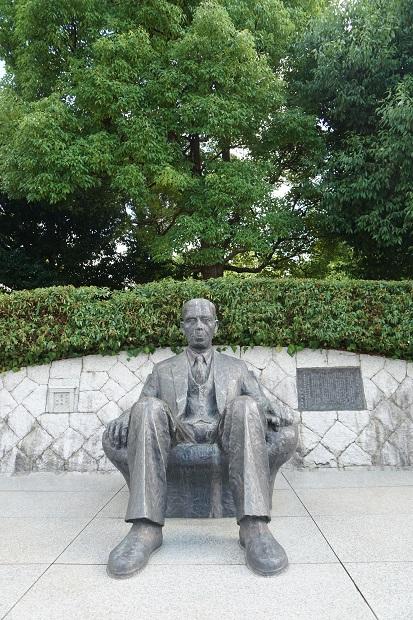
[1,563,51,620]
[0,489,125,493]
[1,484,126,620]
[50,560,341,566]
[282,474,380,620]
[299,511,413,517]
[344,560,413,564]
[0,562,48,565]
[287,485,413,490]
[0,516,117,520]
[289,484,413,490]
[48,484,127,564]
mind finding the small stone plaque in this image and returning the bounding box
[297,367,365,411]
[47,387,77,413]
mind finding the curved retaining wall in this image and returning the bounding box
[1,347,412,473]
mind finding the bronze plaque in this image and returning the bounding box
[297,367,366,411]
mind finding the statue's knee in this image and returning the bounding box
[131,396,164,415]
[230,395,260,419]
[130,397,169,427]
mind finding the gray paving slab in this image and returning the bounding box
[0,491,118,518]
[271,488,308,516]
[0,472,124,493]
[297,486,413,516]
[0,518,89,563]
[345,562,413,620]
[5,563,375,620]
[1,471,411,620]
[315,514,413,563]
[58,515,336,566]
[99,486,307,518]
[0,564,48,618]
[284,468,413,489]
[273,472,290,489]
[96,487,130,517]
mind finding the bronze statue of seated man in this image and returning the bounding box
[103,298,297,578]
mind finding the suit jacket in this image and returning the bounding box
[139,349,271,421]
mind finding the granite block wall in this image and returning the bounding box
[1,347,412,472]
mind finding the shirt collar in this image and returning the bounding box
[186,347,213,367]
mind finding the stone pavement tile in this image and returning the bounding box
[58,518,241,566]
[284,469,413,489]
[57,516,336,566]
[97,487,133,517]
[268,517,337,565]
[270,489,308,516]
[296,486,413,516]
[314,514,413,563]
[5,563,374,620]
[345,562,413,620]
[100,487,307,518]
[0,472,124,493]
[0,564,48,618]
[0,491,118,518]
[0,518,89,563]
[274,472,290,489]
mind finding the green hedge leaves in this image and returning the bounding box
[1,279,412,372]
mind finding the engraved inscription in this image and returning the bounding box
[53,391,71,412]
[47,386,77,413]
[297,367,365,411]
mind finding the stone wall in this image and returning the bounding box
[1,347,412,473]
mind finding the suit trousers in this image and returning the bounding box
[124,395,271,525]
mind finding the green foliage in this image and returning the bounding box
[0,0,325,281]
[288,239,360,280]
[291,0,413,278]
[1,279,412,372]
[0,193,175,290]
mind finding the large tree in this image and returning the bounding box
[0,0,325,282]
[0,192,178,290]
[291,0,413,279]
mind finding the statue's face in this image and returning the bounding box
[181,299,218,351]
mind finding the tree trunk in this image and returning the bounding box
[189,134,202,175]
[200,264,225,279]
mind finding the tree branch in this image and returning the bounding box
[224,233,312,273]
[224,247,248,262]
[157,210,182,235]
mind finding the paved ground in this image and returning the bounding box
[1,469,413,620]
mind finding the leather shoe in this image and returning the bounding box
[107,520,162,579]
[239,517,288,577]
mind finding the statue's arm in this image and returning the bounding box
[140,367,160,399]
[241,367,294,430]
[106,367,159,448]
[241,367,271,413]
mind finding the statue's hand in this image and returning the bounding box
[107,414,129,449]
[265,403,295,430]
[265,408,281,432]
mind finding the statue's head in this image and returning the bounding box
[180,298,218,351]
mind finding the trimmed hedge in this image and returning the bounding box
[1,278,412,372]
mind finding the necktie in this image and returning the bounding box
[193,354,207,384]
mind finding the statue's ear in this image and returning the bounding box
[180,321,185,335]
[214,320,219,335]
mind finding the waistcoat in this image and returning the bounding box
[183,360,219,443]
